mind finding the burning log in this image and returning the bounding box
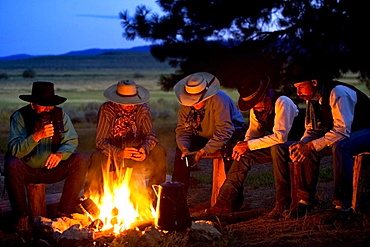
[89,218,104,231]
[79,197,100,219]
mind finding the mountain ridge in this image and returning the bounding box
[0,45,151,61]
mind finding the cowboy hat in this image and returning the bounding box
[237,75,270,111]
[19,81,67,106]
[280,64,332,86]
[174,72,220,106]
[103,80,150,105]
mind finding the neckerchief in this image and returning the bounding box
[306,85,324,131]
[254,90,274,128]
[185,107,206,135]
[112,104,137,137]
[306,100,323,131]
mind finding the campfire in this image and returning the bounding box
[83,165,156,235]
[32,160,222,246]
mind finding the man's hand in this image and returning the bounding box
[289,142,314,162]
[45,152,62,169]
[193,149,206,165]
[180,148,190,159]
[130,148,146,162]
[33,123,54,142]
[232,141,249,161]
[119,147,146,161]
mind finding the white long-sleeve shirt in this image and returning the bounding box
[303,85,357,151]
[246,96,299,150]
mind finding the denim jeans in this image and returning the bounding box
[332,128,370,207]
[4,153,88,218]
[271,142,321,209]
[215,147,273,208]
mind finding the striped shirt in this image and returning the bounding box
[95,101,158,157]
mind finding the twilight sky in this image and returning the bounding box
[0,0,162,57]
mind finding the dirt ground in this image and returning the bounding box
[1,152,370,246]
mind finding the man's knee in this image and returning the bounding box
[153,144,167,158]
[4,156,25,174]
[69,153,89,170]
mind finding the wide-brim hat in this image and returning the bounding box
[237,75,270,111]
[104,80,150,105]
[174,72,220,106]
[19,81,67,106]
[281,64,330,86]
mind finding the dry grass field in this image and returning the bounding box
[1,53,370,246]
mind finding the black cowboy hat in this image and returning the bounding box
[237,75,270,111]
[19,81,67,106]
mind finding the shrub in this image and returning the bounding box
[0,72,9,79]
[22,69,36,78]
[133,72,145,78]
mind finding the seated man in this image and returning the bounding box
[172,72,247,195]
[4,81,88,232]
[208,75,305,216]
[278,66,370,218]
[84,80,167,204]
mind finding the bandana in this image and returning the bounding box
[112,104,137,137]
[185,107,206,135]
[306,100,323,131]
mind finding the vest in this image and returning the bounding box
[319,81,370,132]
[18,104,63,152]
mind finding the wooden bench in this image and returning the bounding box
[201,150,226,207]
[27,183,47,218]
[352,152,370,213]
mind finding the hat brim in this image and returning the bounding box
[238,76,270,111]
[19,95,67,106]
[103,84,150,105]
[174,72,220,106]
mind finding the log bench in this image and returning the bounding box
[201,150,226,207]
[27,183,47,218]
[351,152,370,213]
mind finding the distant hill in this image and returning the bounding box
[63,46,150,56]
[0,46,172,70]
[0,45,151,61]
[0,54,36,61]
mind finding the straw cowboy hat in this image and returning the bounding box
[104,80,150,105]
[237,75,270,111]
[174,72,220,106]
[19,81,67,106]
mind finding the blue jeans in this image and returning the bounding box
[4,153,88,218]
[332,128,370,207]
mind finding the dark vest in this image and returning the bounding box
[18,104,63,152]
[254,91,305,141]
[320,81,370,132]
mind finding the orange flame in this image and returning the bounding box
[89,158,156,234]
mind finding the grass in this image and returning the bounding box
[0,52,369,188]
